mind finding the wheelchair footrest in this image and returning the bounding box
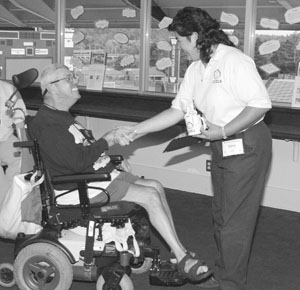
[149,261,187,287]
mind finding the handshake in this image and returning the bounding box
[102,126,137,147]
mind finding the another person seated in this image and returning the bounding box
[0,80,26,199]
[29,63,212,282]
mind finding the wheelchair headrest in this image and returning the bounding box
[12,68,39,90]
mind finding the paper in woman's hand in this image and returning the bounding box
[163,135,202,152]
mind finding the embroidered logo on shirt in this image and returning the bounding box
[213,69,222,83]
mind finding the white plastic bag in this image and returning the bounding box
[0,171,43,239]
[102,220,140,257]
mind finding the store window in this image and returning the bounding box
[63,0,141,91]
[254,0,300,105]
[61,0,247,94]
[148,0,246,94]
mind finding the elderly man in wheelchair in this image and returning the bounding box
[0,64,212,290]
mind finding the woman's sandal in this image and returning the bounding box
[177,253,213,281]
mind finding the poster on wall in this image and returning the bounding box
[86,52,107,91]
[86,64,106,91]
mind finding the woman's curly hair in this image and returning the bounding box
[168,7,234,63]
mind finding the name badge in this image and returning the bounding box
[222,139,244,157]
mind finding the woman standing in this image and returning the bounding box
[120,6,272,290]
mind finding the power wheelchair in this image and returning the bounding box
[0,69,188,290]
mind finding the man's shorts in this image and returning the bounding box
[54,170,139,205]
[90,171,139,204]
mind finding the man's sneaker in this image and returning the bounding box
[196,275,219,289]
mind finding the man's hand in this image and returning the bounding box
[101,130,116,147]
[102,127,134,147]
[114,127,134,146]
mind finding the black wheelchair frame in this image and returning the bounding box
[11,117,188,290]
[12,130,153,289]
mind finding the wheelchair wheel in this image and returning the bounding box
[0,263,15,287]
[96,273,133,290]
[14,243,73,290]
[131,257,152,274]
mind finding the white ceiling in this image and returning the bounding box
[0,0,299,30]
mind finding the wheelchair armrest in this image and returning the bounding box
[52,172,111,185]
[110,155,124,165]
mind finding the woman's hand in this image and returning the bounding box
[102,126,134,147]
[198,120,222,141]
[113,126,135,146]
[198,107,271,141]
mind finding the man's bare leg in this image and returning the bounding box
[122,182,208,275]
[134,178,184,249]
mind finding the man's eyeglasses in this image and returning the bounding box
[42,73,79,96]
[50,73,79,85]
